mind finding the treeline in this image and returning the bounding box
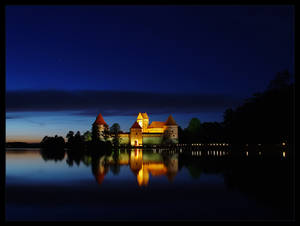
[40,123,120,151]
[179,70,294,145]
[40,135,65,149]
[65,130,92,149]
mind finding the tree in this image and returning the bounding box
[185,118,203,143]
[187,118,202,133]
[178,126,184,143]
[223,108,234,127]
[267,70,292,91]
[110,123,120,134]
[74,131,83,143]
[110,123,121,147]
[42,136,49,143]
[66,131,74,144]
[201,122,224,143]
[221,70,294,145]
[92,124,100,143]
[40,135,65,150]
[102,124,110,142]
[66,131,83,149]
[83,130,92,142]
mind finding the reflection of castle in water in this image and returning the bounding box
[93,149,178,187]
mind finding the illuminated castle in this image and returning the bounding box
[93,112,178,146]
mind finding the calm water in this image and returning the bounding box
[5,147,293,221]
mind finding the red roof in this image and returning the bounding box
[131,121,142,129]
[165,115,177,125]
[94,113,107,125]
[148,121,166,128]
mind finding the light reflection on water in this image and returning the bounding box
[5,147,293,221]
[6,148,224,187]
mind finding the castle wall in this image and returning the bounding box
[142,133,164,144]
[103,130,178,145]
[147,127,166,133]
[108,133,129,145]
[119,133,129,145]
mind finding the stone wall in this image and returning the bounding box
[142,133,164,144]
[119,134,129,145]
[165,125,178,139]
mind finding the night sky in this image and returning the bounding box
[6,5,294,142]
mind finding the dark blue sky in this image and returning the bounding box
[6,5,294,142]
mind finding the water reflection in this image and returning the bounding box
[92,154,109,185]
[36,145,293,214]
[90,149,179,187]
[3,145,291,220]
[38,147,181,187]
[40,147,65,162]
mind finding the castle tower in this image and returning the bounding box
[164,115,178,141]
[130,121,143,146]
[93,113,109,141]
[137,113,143,129]
[141,112,149,132]
[136,112,149,132]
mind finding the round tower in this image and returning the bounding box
[165,115,178,141]
[93,113,109,141]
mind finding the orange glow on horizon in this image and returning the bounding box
[6,137,43,143]
[6,135,67,143]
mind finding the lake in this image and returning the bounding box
[5,146,294,221]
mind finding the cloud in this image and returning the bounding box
[6,90,242,117]
[6,115,21,119]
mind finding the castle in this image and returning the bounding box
[93,112,178,146]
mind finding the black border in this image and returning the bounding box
[1,0,296,224]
